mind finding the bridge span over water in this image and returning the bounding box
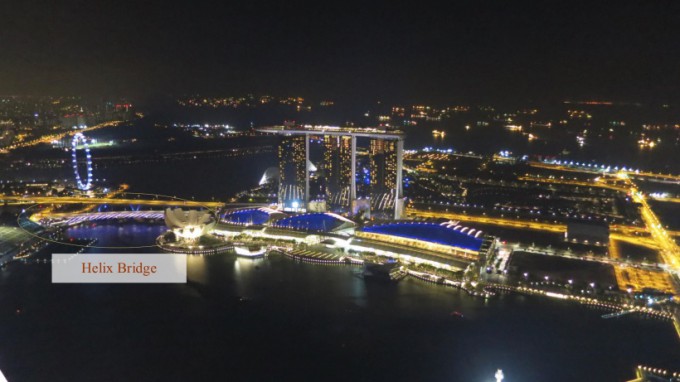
[41,210,166,226]
[1,195,226,208]
[35,203,270,226]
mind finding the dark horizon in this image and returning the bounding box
[1,1,679,104]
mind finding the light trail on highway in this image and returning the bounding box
[629,180,680,271]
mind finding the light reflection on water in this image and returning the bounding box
[0,222,677,381]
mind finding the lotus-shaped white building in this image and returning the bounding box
[164,208,216,242]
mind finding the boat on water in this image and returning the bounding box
[450,311,464,318]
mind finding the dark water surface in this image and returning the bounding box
[0,223,678,382]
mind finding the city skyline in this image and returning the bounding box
[1,87,679,382]
[1,2,680,381]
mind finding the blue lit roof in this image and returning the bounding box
[222,208,282,225]
[272,213,355,232]
[360,221,483,251]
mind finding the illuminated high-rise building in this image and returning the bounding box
[278,136,306,206]
[262,126,403,218]
[323,135,352,197]
[369,139,397,193]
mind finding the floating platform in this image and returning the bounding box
[278,249,359,265]
[602,309,636,319]
[234,245,266,258]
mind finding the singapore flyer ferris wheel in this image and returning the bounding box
[71,132,93,190]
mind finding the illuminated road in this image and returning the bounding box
[407,208,565,232]
[406,208,660,250]
[627,179,680,271]
[609,238,621,259]
[529,163,680,272]
[22,186,131,221]
[517,175,628,192]
[630,171,680,183]
[528,161,604,175]
[649,195,680,204]
[507,243,662,270]
[529,161,680,183]
[610,235,659,250]
[501,243,675,293]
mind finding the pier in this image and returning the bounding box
[276,248,363,265]
[602,309,636,319]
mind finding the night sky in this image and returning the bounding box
[1,1,679,103]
